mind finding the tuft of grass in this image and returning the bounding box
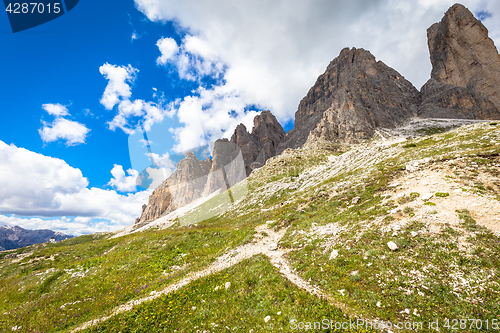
[456,209,482,232]
[38,270,64,294]
[435,192,449,198]
[403,207,414,214]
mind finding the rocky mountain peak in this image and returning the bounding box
[230,110,285,176]
[135,3,500,227]
[137,111,285,224]
[136,150,212,226]
[252,110,285,139]
[428,4,500,91]
[419,3,500,119]
[230,123,252,147]
[278,47,420,152]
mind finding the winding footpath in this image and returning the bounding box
[72,222,354,332]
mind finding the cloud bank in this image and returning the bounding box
[0,140,150,235]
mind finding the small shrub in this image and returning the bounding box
[395,238,411,249]
[409,192,420,200]
[403,143,417,148]
[435,192,449,197]
[424,202,436,206]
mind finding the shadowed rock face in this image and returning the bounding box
[419,3,500,119]
[278,47,420,152]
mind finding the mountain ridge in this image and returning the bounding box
[136,3,500,226]
[0,225,73,251]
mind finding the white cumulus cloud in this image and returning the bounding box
[0,140,151,234]
[157,35,224,82]
[39,103,90,146]
[156,37,179,65]
[42,103,69,117]
[100,63,172,134]
[99,63,138,110]
[39,117,90,146]
[170,86,259,152]
[107,164,139,192]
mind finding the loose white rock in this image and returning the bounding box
[421,193,433,201]
[410,231,418,237]
[264,316,271,323]
[389,208,400,214]
[352,196,361,204]
[387,241,398,251]
[376,301,381,307]
[268,243,278,251]
[225,282,231,290]
[329,249,339,260]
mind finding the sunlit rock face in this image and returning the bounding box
[136,111,285,224]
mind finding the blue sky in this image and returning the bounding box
[0,0,497,235]
[1,0,186,188]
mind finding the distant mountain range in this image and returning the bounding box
[0,225,73,251]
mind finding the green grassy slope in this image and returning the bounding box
[0,122,499,332]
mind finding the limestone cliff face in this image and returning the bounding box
[136,112,284,224]
[231,111,285,175]
[137,152,212,225]
[419,3,500,119]
[278,47,420,151]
